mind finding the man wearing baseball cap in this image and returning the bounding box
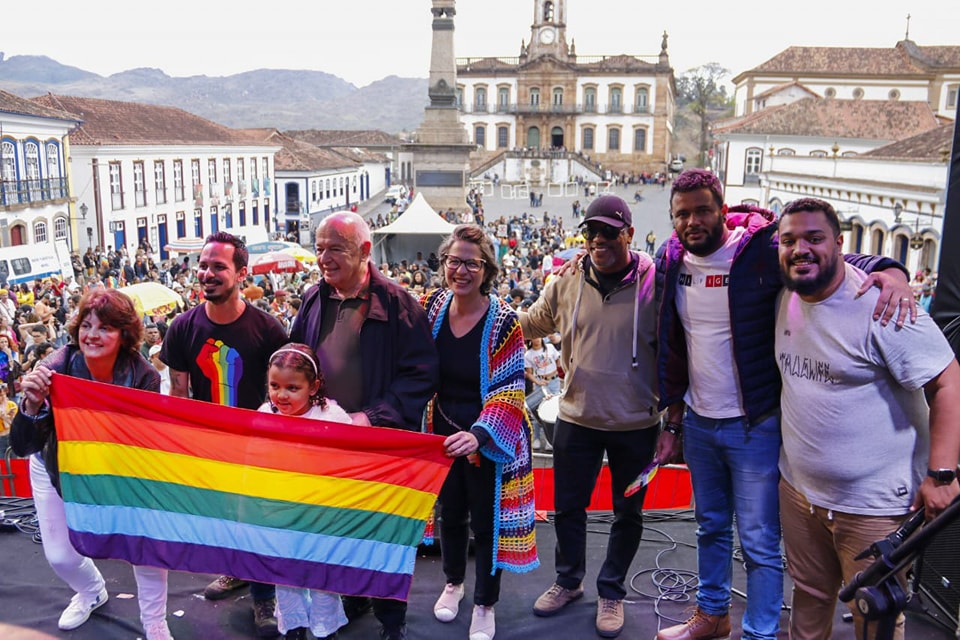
[519,194,662,638]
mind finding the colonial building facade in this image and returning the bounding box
[268,129,393,240]
[456,0,675,176]
[0,89,80,249]
[712,39,960,272]
[31,94,281,259]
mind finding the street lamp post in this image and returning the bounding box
[78,203,89,252]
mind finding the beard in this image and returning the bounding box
[782,253,841,296]
[678,220,725,256]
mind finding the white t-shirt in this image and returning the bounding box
[524,343,560,378]
[257,398,353,425]
[776,262,955,515]
[675,227,746,418]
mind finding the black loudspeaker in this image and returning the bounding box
[914,515,960,630]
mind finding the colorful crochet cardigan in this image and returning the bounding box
[421,289,539,574]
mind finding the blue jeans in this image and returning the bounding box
[683,410,783,639]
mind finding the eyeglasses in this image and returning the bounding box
[442,255,486,273]
[582,224,624,241]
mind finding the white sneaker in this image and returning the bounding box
[434,582,465,622]
[144,619,175,640]
[544,440,553,451]
[469,605,495,640]
[58,586,108,630]
[533,438,542,450]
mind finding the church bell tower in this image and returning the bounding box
[528,0,568,59]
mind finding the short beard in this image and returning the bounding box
[678,221,725,257]
[782,256,840,296]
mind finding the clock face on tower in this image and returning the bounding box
[539,27,556,44]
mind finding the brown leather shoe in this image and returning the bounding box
[656,607,731,640]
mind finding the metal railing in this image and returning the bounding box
[0,177,69,206]
[459,103,643,115]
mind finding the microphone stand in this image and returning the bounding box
[838,495,960,640]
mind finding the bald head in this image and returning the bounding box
[318,212,371,246]
[315,211,373,295]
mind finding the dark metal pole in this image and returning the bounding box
[930,101,960,354]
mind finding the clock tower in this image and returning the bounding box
[528,0,568,59]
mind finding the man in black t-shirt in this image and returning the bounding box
[160,232,287,638]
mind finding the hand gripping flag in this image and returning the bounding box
[51,376,453,601]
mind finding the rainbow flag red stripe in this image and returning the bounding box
[51,376,452,601]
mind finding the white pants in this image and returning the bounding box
[31,455,169,625]
[277,586,347,637]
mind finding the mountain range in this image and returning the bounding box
[0,53,429,133]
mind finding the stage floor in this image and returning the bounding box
[0,510,955,639]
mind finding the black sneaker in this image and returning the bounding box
[253,597,279,638]
[203,575,249,600]
[284,628,307,640]
[379,624,407,640]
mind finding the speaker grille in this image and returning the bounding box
[914,516,960,627]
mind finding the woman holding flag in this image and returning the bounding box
[10,288,172,640]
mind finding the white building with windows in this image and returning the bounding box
[732,40,960,119]
[31,94,281,261]
[712,98,941,205]
[0,89,81,250]
[762,124,953,273]
[455,0,675,176]
[263,129,391,241]
[710,39,959,271]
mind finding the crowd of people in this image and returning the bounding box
[3,169,958,640]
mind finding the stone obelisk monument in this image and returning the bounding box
[406,0,474,213]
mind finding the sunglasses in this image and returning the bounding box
[582,224,624,241]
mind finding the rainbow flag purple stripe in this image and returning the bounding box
[52,376,452,600]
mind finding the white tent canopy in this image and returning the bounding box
[372,193,456,265]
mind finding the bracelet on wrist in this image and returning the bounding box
[663,421,683,437]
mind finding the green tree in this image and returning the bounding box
[677,63,732,168]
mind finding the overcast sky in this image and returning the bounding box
[2,0,956,88]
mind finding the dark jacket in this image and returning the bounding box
[289,266,439,430]
[10,345,160,493]
[656,204,909,425]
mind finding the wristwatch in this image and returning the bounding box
[927,468,958,484]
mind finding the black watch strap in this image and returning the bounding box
[927,468,957,484]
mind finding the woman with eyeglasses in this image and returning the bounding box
[421,224,538,640]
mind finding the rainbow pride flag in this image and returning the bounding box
[51,376,453,601]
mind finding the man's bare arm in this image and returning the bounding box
[168,368,190,398]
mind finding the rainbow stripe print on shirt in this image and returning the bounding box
[52,376,452,601]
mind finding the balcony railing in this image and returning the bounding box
[0,177,69,206]
[458,103,641,115]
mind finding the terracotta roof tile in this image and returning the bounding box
[712,98,939,140]
[576,54,660,73]
[736,42,960,83]
[285,129,402,147]
[266,131,360,172]
[744,45,927,76]
[30,94,262,146]
[0,88,80,122]
[862,123,955,160]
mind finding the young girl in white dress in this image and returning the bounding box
[260,344,351,640]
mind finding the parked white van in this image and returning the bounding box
[0,241,73,287]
